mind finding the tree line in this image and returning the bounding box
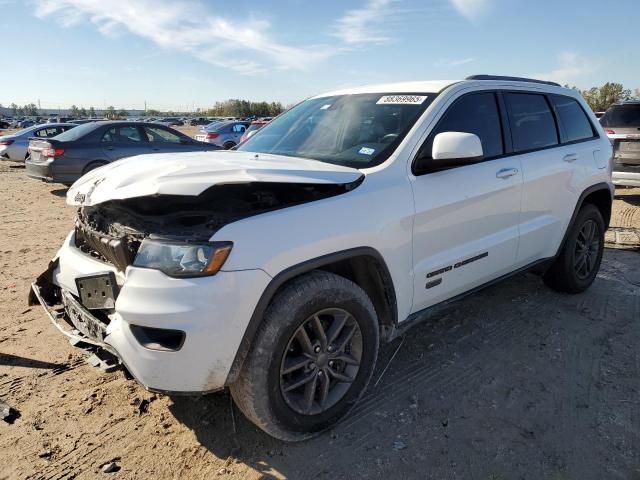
[566,83,640,112]
[3,86,638,119]
[1,98,285,119]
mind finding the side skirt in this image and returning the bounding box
[387,257,554,341]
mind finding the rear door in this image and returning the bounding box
[100,125,150,161]
[143,125,204,152]
[506,92,595,264]
[229,122,247,143]
[410,91,523,312]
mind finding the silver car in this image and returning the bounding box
[0,123,76,161]
[194,120,250,149]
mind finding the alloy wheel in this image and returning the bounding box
[573,219,600,280]
[279,308,362,415]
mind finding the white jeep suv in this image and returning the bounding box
[30,76,613,440]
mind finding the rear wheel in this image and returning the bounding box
[543,204,605,293]
[222,141,236,150]
[230,271,379,441]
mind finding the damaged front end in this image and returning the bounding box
[29,259,121,371]
[29,177,362,388]
[72,181,360,272]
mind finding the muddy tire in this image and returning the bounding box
[543,204,605,293]
[230,271,379,441]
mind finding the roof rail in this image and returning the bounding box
[466,75,561,87]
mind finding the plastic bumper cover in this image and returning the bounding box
[30,232,272,394]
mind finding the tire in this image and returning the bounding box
[222,141,236,150]
[230,271,379,441]
[543,203,605,293]
[82,161,107,175]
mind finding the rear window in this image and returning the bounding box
[505,93,558,152]
[600,104,640,128]
[550,95,595,143]
[54,122,100,141]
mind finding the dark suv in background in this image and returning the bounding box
[600,101,640,187]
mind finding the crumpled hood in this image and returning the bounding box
[67,150,363,206]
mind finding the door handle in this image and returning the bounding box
[106,146,115,151]
[496,167,519,179]
[563,153,578,162]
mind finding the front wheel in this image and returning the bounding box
[230,271,379,441]
[543,204,605,293]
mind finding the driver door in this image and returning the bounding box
[410,91,523,312]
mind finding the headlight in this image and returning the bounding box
[133,238,232,278]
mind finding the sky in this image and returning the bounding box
[1,0,639,111]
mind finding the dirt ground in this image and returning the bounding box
[0,152,639,479]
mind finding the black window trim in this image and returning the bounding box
[411,89,509,176]
[547,93,599,146]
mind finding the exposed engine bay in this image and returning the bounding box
[74,181,361,271]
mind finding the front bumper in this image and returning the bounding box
[30,231,272,394]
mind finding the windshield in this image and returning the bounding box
[237,93,434,168]
[600,104,640,128]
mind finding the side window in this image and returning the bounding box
[101,126,142,143]
[144,126,182,143]
[419,92,504,161]
[232,124,246,133]
[505,93,558,152]
[550,95,594,143]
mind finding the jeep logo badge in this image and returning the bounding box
[74,192,86,203]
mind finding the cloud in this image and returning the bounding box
[332,0,396,45]
[534,51,596,85]
[434,57,476,68]
[32,0,334,75]
[449,0,492,21]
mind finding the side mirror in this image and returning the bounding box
[415,131,483,174]
[433,131,483,163]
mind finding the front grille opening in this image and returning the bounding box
[74,222,140,271]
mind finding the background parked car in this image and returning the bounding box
[189,117,209,126]
[194,120,250,149]
[239,119,270,143]
[0,119,10,129]
[154,117,184,127]
[600,100,640,187]
[0,123,76,161]
[25,121,219,184]
[18,119,35,128]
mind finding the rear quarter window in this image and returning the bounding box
[550,95,595,142]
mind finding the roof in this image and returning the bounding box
[312,80,458,98]
[312,76,569,99]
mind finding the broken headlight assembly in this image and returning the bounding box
[133,238,232,278]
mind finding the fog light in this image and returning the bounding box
[130,325,185,352]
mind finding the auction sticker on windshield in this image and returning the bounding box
[376,95,428,105]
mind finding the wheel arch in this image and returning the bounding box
[225,247,398,385]
[556,182,613,257]
[82,159,109,175]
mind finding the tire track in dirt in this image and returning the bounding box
[29,416,132,480]
[306,299,544,476]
